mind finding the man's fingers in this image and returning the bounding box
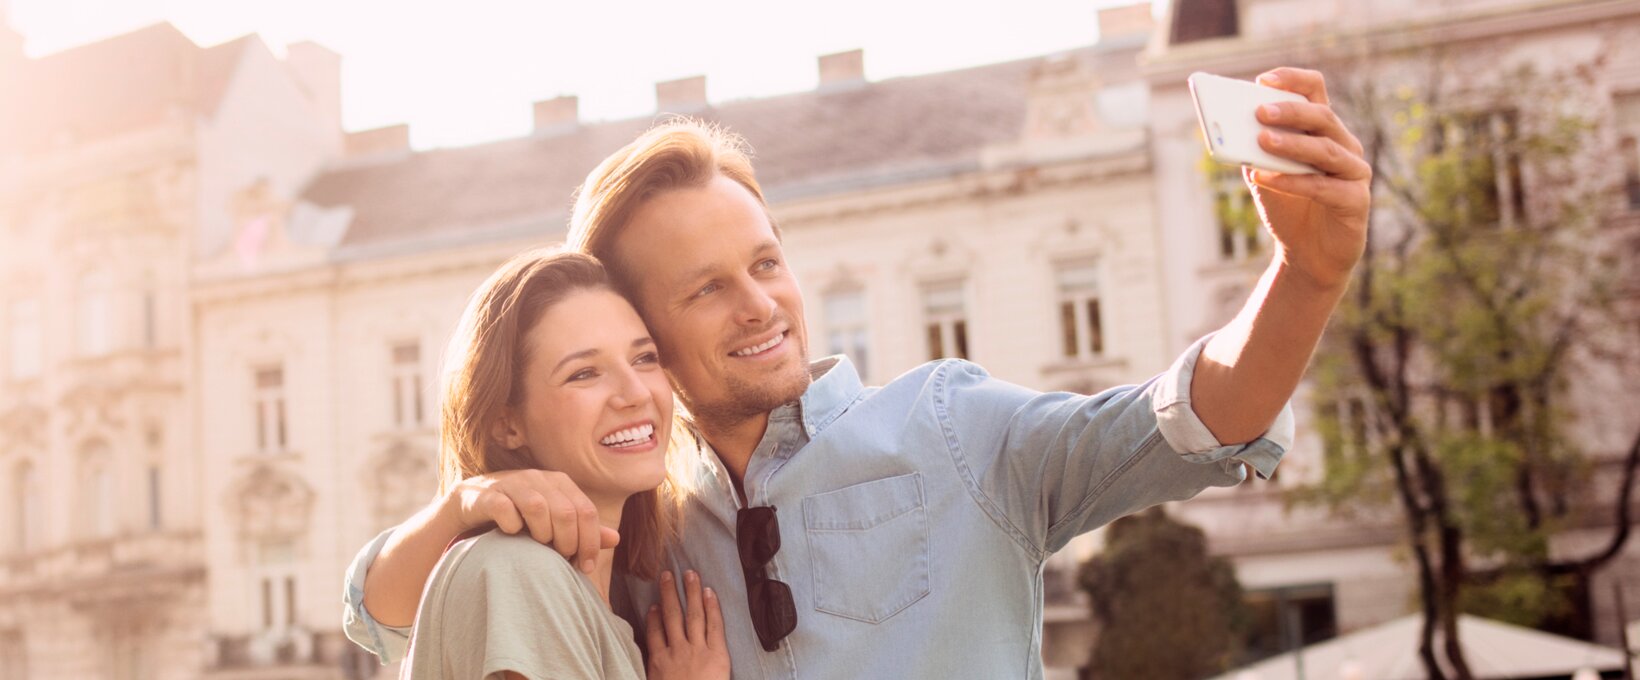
[1255,102,1360,155]
[600,526,621,549]
[659,571,686,644]
[683,571,706,644]
[704,586,726,649]
[484,493,525,535]
[1258,130,1370,181]
[574,498,601,575]
[1250,169,1371,213]
[1257,67,1330,105]
[644,605,666,652]
[546,492,581,560]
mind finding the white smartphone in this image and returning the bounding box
[1187,72,1320,175]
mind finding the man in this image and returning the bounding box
[344,68,1370,678]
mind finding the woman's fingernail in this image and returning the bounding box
[686,570,697,583]
[705,587,716,600]
[1264,131,1281,146]
[662,570,673,582]
[1261,104,1280,120]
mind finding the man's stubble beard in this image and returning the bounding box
[675,350,813,431]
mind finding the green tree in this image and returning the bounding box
[1292,50,1640,679]
[1076,506,1245,679]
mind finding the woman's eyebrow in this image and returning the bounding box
[552,348,600,374]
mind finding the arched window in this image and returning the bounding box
[76,270,113,357]
[78,441,114,538]
[11,461,36,553]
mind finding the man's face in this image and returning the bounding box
[609,175,811,424]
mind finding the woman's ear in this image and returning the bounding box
[490,407,527,450]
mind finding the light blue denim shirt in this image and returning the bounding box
[344,334,1293,678]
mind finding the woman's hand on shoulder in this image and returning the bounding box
[439,469,620,574]
[645,570,730,680]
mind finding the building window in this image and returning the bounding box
[254,366,288,454]
[255,539,299,632]
[79,442,115,539]
[147,465,163,530]
[822,289,870,378]
[1615,92,1640,210]
[390,342,424,429]
[142,289,157,349]
[1171,0,1238,44]
[1243,583,1337,664]
[8,298,42,379]
[1440,110,1526,226]
[1055,261,1105,359]
[1213,167,1263,261]
[922,281,969,361]
[76,270,113,357]
[11,462,35,554]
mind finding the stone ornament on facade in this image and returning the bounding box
[227,464,314,549]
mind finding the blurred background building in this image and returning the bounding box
[0,1,1637,678]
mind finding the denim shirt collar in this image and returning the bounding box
[797,354,864,440]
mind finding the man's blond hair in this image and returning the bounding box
[566,118,776,285]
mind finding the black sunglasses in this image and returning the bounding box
[737,506,797,651]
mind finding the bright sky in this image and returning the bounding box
[8,0,1160,149]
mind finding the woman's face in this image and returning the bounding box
[500,287,673,508]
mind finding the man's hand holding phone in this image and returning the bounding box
[1201,68,1372,291]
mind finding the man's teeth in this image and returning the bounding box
[732,333,784,357]
[600,423,655,447]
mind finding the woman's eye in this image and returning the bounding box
[568,368,597,382]
[634,351,659,365]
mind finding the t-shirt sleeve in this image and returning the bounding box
[414,537,616,680]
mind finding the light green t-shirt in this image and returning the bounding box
[402,531,645,680]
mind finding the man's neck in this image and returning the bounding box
[696,410,772,495]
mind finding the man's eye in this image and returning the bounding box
[694,282,720,298]
[756,258,779,272]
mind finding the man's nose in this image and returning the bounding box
[732,277,778,326]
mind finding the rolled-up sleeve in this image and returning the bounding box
[1151,333,1293,479]
[942,333,1294,557]
[342,528,412,664]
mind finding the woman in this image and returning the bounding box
[401,249,728,680]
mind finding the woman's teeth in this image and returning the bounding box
[600,423,655,447]
[732,333,783,357]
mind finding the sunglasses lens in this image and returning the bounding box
[737,506,781,569]
[749,578,797,651]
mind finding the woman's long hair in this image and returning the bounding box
[435,248,685,579]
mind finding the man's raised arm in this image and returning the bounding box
[1189,68,1371,444]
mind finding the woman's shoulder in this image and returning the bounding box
[433,531,595,606]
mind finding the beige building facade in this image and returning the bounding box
[1,1,1638,678]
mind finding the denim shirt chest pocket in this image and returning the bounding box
[801,472,931,624]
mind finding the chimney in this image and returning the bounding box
[817,49,865,90]
[656,75,707,113]
[533,95,578,135]
[1097,3,1155,42]
[344,124,410,157]
[284,41,343,133]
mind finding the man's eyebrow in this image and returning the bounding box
[672,238,781,294]
[552,337,655,375]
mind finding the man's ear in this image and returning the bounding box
[490,407,527,450]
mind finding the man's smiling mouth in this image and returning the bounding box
[730,331,786,357]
